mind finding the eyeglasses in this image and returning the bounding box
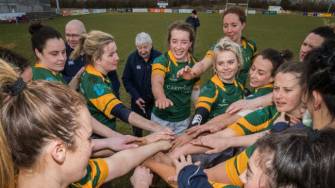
[65,33,81,38]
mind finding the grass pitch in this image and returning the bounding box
[0,12,333,187]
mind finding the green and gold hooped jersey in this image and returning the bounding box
[205,37,256,86]
[224,145,256,186]
[32,63,65,83]
[70,159,108,188]
[80,64,122,129]
[152,51,200,122]
[246,83,273,100]
[228,105,279,136]
[196,74,245,119]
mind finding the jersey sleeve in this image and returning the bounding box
[228,106,274,136]
[152,55,168,77]
[70,159,109,188]
[195,81,218,113]
[81,74,122,119]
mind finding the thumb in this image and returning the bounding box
[126,135,140,142]
[167,175,177,184]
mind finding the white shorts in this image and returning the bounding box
[151,113,190,135]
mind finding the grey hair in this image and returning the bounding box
[135,32,152,46]
[65,19,86,33]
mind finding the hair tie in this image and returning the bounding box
[308,129,320,142]
[5,78,26,96]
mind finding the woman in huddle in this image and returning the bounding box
[0,59,172,188]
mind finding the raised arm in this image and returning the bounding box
[177,52,214,80]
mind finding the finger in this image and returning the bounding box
[210,127,220,133]
[190,139,201,145]
[125,135,140,142]
[169,99,174,107]
[185,126,199,135]
[194,128,208,137]
[167,176,177,184]
[186,154,192,163]
[179,154,186,163]
[205,148,218,154]
[176,69,184,78]
[184,66,191,72]
[227,107,239,114]
[194,161,201,166]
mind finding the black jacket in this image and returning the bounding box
[186,16,200,31]
[122,48,161,105]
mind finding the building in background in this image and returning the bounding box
[0,0,51,13]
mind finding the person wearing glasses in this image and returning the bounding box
[63,19,120,96]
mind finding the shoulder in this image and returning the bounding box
[152,48,162,57]
[242,37,257,52]
[71,159,108,188]
[153,53,168,65]
[126,50,138,61]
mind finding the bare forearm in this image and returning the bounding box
[105,141,170,181]
[192,56,213,78]
[228,131,267,148]
[128,112,161,132]
[250,93,273,108]
[215,127,238,138]
[91,116,122,137]
[152,75,166,99]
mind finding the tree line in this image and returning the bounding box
[50,0,334,13]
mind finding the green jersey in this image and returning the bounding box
[229,105,279,136]
[239,37,257,85]
[196,74,244,119]
[246,83,273,100]
[152,51,199,122]
[225,144,256,186]
[32,63,65,83]
[70,159,108,188]
[79,64,122,129]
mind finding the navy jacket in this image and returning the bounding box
[122,48,161,105]
[178,165,212,188]
[62,43,120,97]
[186,16,200,31]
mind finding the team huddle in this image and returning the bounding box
[1,6,335,188]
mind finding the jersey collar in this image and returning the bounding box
[86,64,106,80]
[34,63,59,76]
[168,50,192,66]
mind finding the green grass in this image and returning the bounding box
[0,12,334,187]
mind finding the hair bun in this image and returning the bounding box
[29,22,43,35]
[279,49,293,61]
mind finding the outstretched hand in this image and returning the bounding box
[191,135,231,154]
[176,65,196,80]
[141,131,175,145]
[130,166,153,188]
[108,135,140,151]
